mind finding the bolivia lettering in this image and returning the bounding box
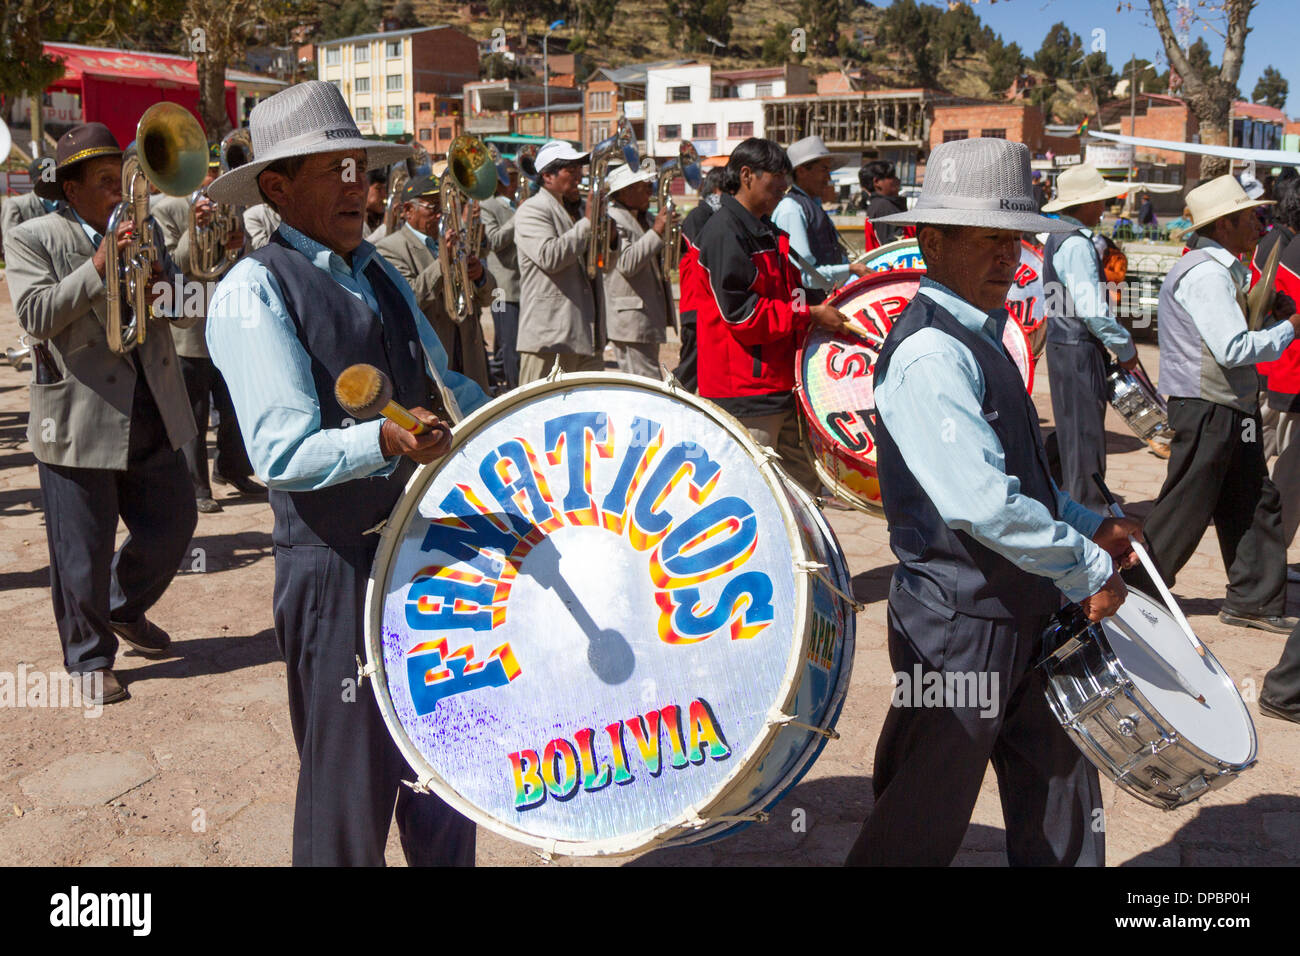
[403,412,776,713]
[509,697,731,810]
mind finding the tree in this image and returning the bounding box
[761,22,799,65]
[1148,0,1254,177]
[985,36,1024,96]
[1253,65,1288,109]
[933,1,979,68]
[317,0,382,40]
[1075,50,1116,105]
[665,0,744,54]
[877,0,942,88]
[1032,21,1081,84]
[798,0,847,58]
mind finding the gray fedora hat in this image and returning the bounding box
[875,138,1074,234]
[207,81,415,206]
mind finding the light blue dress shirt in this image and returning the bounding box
[1052,215,1137,362]
[772,186,853,292]
[206,223,489,493]
[875,277,1114,603]
[1173,237,1296,367]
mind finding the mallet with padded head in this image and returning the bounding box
[334,363,432,435]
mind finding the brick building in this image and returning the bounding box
[1103,92,1199,188]
[929,102,1047,153]
[412,91,463,157]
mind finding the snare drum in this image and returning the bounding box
[365,372,855,856]
[859,238,1047,358]
[1039,590,1257,809]
[797,269,1034,514]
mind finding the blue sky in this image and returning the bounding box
[950,0,1291,114]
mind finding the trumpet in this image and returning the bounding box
[439,134,497,322]
[189,128,253,281]
[585,117,639,279]
[105,102,208,355]
[515,144,538,205]
[656,141,701,275]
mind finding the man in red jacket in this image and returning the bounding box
[695,138,848,492]
[674,166,731,392]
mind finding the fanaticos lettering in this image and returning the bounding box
[402,413,776,712]
[508,697,731,810]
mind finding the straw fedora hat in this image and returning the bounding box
[786,135,850,170]
[606,160,656,195]
[206,81,415,206]
[1186,174,1274,232]
[1041,163,1128,213]
[874,138,1074,233]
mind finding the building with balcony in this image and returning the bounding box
[463,79,581,138]
[584,60,693,150]
[316,24,479,138]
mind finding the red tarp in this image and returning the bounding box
[44,42,237,148]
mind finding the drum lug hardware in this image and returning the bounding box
[659,364,683,393]
[794,560,865,612]
[400,775,434,795]
[546,357,564,382]
[775,713,840,740]
[363,518,387,536]
[1116,716,1138,737]
[356,655,377,684]
[680,810,769,829]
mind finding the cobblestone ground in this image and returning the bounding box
[1,274,1297,867]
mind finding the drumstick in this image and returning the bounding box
[1092,473,1207,659]
[840,318,884,347]
[1107,614,1206,704]
[334,363,429,434]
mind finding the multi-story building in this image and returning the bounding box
[412,92,464,157]
[584,60,693,150]
[1232,100,1287,151]
[1099,92,1200,193]
[316,24,479,138]
[463,79,581,138]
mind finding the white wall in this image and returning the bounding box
[644,64,771,159]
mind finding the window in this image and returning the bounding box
[355,107,371,122]
[668,86,690,103]
[325,47,340,66]
[387,105,404,120]
[658,124,681,141]
[692,123,716,138]
[329,80,342,92]
[354,44,369,62]
[755,83,773,97]
[942,129,968,142]
[354,76,370,93]
[439,127,452,141]
[980,128,1007,139]
[386,74,403,91]
[712,84,736,99]
[589,91,612,112]
[727,121,753,138]
[419,128,432,141]
[589,122,610,143]
[417,101,431,111]
[385,39,402,58]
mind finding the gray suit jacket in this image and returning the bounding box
[151,194,207,359]
[243,203,281,250]
[515,187,603,355]
[2,193,52,254]
[376,225,497,392]
[480,195,520,302]
[604,202,675,343]
[6,206,197,469]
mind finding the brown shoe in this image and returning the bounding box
[109,616,172,657]
[82,669,130,705]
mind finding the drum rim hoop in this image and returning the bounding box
[362,370,833,856]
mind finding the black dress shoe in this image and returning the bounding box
[109,616,172,657]
[82,669,129,705]
[196,496,223,514]
[1218,609,1299,634]
[1258,698,1300,725]
[213,472,267,497]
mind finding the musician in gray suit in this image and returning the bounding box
[376,175,497,392]
[243,202,282,250]
[602,161,676,378]
[480,158,521,390]
[5,122,198,705]
[2,161,59,252]
[514,140,607,385]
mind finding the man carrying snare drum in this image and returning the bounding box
[845,138,1143,867]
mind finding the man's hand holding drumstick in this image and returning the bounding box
[335,363,453,464]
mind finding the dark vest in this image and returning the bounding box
[251,234,431,550]
[1043,228,1104,346]
[787,187,844,306]
[874,294,1063,619]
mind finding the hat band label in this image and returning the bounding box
[914,193,1039,213]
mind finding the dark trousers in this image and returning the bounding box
[1046,340,1108,512]
[180,355,216,497]
[210,368,254,481]
[1126,398,1286,616]
[1263,618,1300,713]
[37,379,196,673]
[489,301,520,391]
[846,586,1104,866]
[273,541,476,866]
[674,317,698,393]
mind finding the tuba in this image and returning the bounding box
[439,134,497,321]
[514,144,538,205]
[383,155,414,234]
[656,140,701,275]
[585,117,639,279]
[105,102,208,354]
[189,128,254,281]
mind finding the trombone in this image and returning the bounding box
[656,140,701,274]
[105,102,208,354]
[189,128,253,281]
[585,117,639,279]
[439,134,497,322]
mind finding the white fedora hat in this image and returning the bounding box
[207,81,415,206]
[532,140,590,176]
[787,135,850,170]
[1041,163,1128,212]
[1186,173,1274,232]
[874,138,1074,233]
[606,160,655,194]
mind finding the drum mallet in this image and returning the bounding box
[335,363,436,436]
[1092,473,1206,658]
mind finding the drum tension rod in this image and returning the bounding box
[355,655,377,684]
[400,775,435,795]
[658,364,684,393]
[546,357,564,383]
[775,713,841,740]
[363,519,388,536]
[794,560,865,612]
[679,810,771,829]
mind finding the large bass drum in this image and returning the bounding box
[365,372,855,856]
[797,268,1034,515]
[860,237,1047,358]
